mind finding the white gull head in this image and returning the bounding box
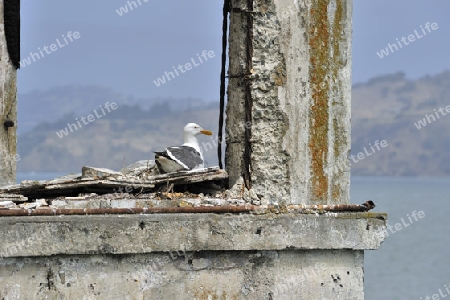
[182,123,212,156]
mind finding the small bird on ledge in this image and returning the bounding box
[154,123,212,173]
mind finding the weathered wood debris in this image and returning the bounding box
[0,161,233,209]
[0,160,226,198]
[0,160,376,214]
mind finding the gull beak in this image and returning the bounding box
[200,129,213,136]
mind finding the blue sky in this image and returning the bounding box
[19,0,450,100]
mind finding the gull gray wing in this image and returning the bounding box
[165,146,203,170]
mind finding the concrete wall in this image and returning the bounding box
[0,250,364,300]
[0,213,386,299]
[226,0,352,206]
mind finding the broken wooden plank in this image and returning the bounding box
[0,193,28,202]
[120,160,158,177]
[0,200,15,209]
[149,167,227,185]
[81,166,123,179]
[0,167,228,199]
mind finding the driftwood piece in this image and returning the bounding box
[81,166,123,179]
[0,167,227,200]
[120,160,158,177]
[0,200,15,209]
[0,193,28,202]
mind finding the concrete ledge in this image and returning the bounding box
[0,212,387,258]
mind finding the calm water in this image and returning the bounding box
[14,173,450,299]
[16,172,72,183]
[353,177,450,300]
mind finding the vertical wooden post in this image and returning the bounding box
[226,0,352,205]
[0,0,19,186]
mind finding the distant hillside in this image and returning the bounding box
[18,85,208,134]
[351,71,450,176]
[17,70,450,176]
[18,103,219,172]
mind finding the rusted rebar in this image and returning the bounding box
[242,0,254,190]
[287,200,376,212]
[218,0,230,170]
[0,205,256,216]
[0,201,375,217]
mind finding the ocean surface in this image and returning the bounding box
[17,172,68,183]
[353,177,450,300]
[15,173,450,299]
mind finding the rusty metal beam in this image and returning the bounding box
[0,205,255,216]
[287,200,376,212]
[0,201,375,217]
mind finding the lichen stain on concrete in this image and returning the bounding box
[273,62,286,86]
[331,212,388,220]
[332,118,342,200]
[331,180,341,200]
[331,0,346,202]
[308,0,330,202]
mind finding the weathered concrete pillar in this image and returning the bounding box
[0,0,19,186]
[226,0,352,205]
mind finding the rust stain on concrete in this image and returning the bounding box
[308,0,330,203]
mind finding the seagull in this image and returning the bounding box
[154,123,212,173]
